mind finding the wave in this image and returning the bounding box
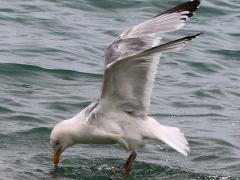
[47,159,236,180]
[0,63,102,79]
[0,105,14,113]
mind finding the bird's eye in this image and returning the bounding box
[56,141,60,146]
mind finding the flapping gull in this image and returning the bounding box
[50,0,201,176]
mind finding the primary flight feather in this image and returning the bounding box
[50,0,201,176]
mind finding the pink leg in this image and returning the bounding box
[123,152,137,176]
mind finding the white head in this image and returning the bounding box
[50,119,75,166]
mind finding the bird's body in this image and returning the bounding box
[50,0,201,176]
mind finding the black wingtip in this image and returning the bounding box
[142,32,203,55]
[165,32,203,45]
[182,32,203,41]
[190,32,203,37]
[156,0,201,18]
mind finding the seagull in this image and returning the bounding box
[50,0,201,176]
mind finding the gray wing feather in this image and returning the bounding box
[101,34,201,116]
[102,55,159,116]
[104,36,160,66]
[99,0,201,116]
[104,0,201,66]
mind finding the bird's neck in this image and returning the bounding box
[61,117,94,145]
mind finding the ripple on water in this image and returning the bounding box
[44,159,235,180]
[0,63,102,78]
[207,49,240,62]
[0,105,14,113]
[0,0,240,179]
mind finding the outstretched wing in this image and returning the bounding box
[99,0,201,117]
[104,0,200,66]
[101,34,201,116]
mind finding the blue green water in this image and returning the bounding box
[0,0,239,179]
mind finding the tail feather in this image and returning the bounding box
[157,125,190,156]
[144,117,190,156]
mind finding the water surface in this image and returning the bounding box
[0,0,239,179]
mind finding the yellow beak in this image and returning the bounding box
[53,147,61,166]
